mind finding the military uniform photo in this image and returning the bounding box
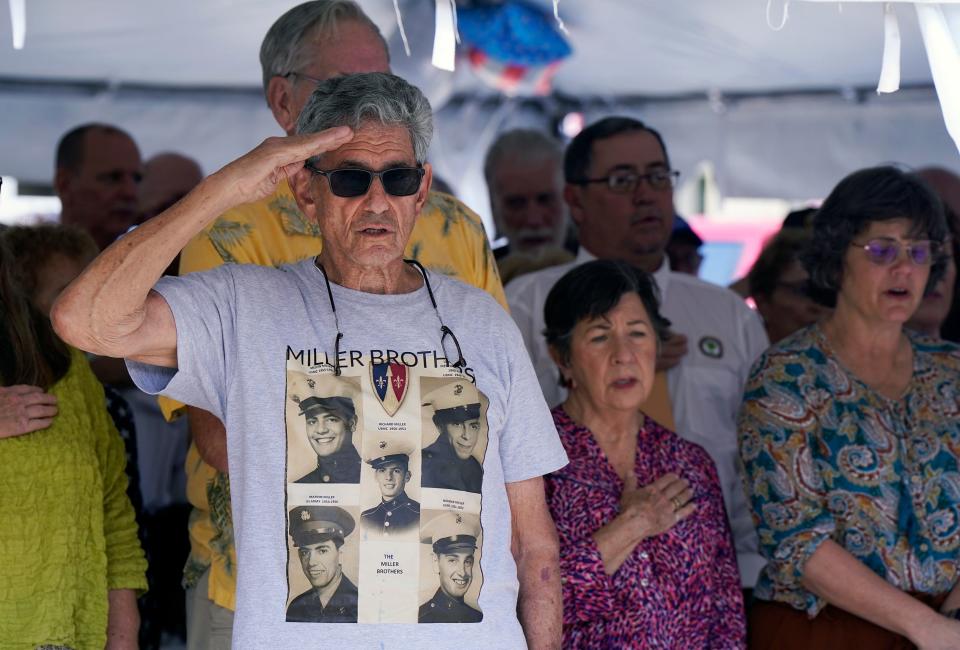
[286,505,359,623]
[361,439,420,538]
[421,381,485,494]
[419,511,483,623]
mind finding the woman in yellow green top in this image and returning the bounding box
[0,236,147,649]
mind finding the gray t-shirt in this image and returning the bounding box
[128,259,567,650]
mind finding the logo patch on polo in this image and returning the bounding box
[698,336,723,359]
[370,362,408,416]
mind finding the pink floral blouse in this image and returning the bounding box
[545,407,746,649]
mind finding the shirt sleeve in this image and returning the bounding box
[439,195,508,311]
[543,475,620,624]
[496,312,568,483]
[76,353,148,592]
[690,445,747,648]
[127,265,240,424]
[157,219,243,422]
[737,352,834,614]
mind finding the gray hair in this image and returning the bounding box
[484,129,563,188]
[296,73,433,163]
[259,0,389,95]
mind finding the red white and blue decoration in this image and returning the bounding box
[457,1,572,96]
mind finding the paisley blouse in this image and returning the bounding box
[545,407,746,649]
[739,324,960,616]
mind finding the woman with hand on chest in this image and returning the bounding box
[542,259,746,649]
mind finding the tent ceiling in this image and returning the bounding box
[0,0,936,96]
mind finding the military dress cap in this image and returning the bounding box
[289,506,356,547]
[299,395,356,419]
[365,438,414,469]
[421,511,481,554]
[293,374,357,418]
[421,381,481,421]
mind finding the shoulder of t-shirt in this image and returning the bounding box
[431,270,503,312]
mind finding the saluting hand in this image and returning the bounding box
[0,385,58,439]
[210,126,354,207]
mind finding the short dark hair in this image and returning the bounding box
[543,260,670,385]
[748,229,811,299]
[801,166,948,307]
[563,117,670,184]
[55,123,132,172]
[2,224,98,297]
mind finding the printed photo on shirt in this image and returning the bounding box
[418,509,484,623]
[286,504,360,623]
[359,435,422,540]
[420,376,488,496]
[286,371,363,486]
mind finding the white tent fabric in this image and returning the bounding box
[0,0,957,227]
[795,0,960,153]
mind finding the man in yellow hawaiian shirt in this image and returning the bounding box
[164,3,506,648]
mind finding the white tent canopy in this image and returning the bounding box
[1,0,958,217]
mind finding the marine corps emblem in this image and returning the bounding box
[370,362,409,417]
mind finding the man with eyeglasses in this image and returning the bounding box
[151,3,508,646]
[54,71,566,649]
[506,116,770,594]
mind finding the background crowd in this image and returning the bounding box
[3,1,960,649]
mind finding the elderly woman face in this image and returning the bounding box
[564,292,658,412]
[838,217,933,324]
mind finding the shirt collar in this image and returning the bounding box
[577,247,672,299]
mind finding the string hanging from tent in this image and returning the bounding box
[769,0,960,155]
[8,0,25,49]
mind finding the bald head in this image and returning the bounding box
[139,152,204,221]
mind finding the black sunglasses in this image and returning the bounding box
[305,161,425,198]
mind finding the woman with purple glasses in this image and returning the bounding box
[738,166,960,648]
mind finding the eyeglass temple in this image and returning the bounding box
[406,259,467,369]
[315,260,345,376]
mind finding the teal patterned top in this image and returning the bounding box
[738,324,960,616]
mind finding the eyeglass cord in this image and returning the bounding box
[312,258,467,375]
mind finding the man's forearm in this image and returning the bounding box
[189,406,229,472]
[53,174,230,358]
[517,544,562,649]
[106,588,139,650]
[507,477,562,650]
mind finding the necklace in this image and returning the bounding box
[312,258,466,375]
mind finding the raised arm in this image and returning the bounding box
[51,128,353,367]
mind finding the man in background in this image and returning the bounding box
[484,129,572,284]
[54,123,142,251]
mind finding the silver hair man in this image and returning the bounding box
[297,73,433,164]
[259,0,389,94]
[484,129,567,256]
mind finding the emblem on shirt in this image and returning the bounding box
[698,336,724,359]
[370,362,409,416]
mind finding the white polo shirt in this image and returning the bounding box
[505,247,769,587]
